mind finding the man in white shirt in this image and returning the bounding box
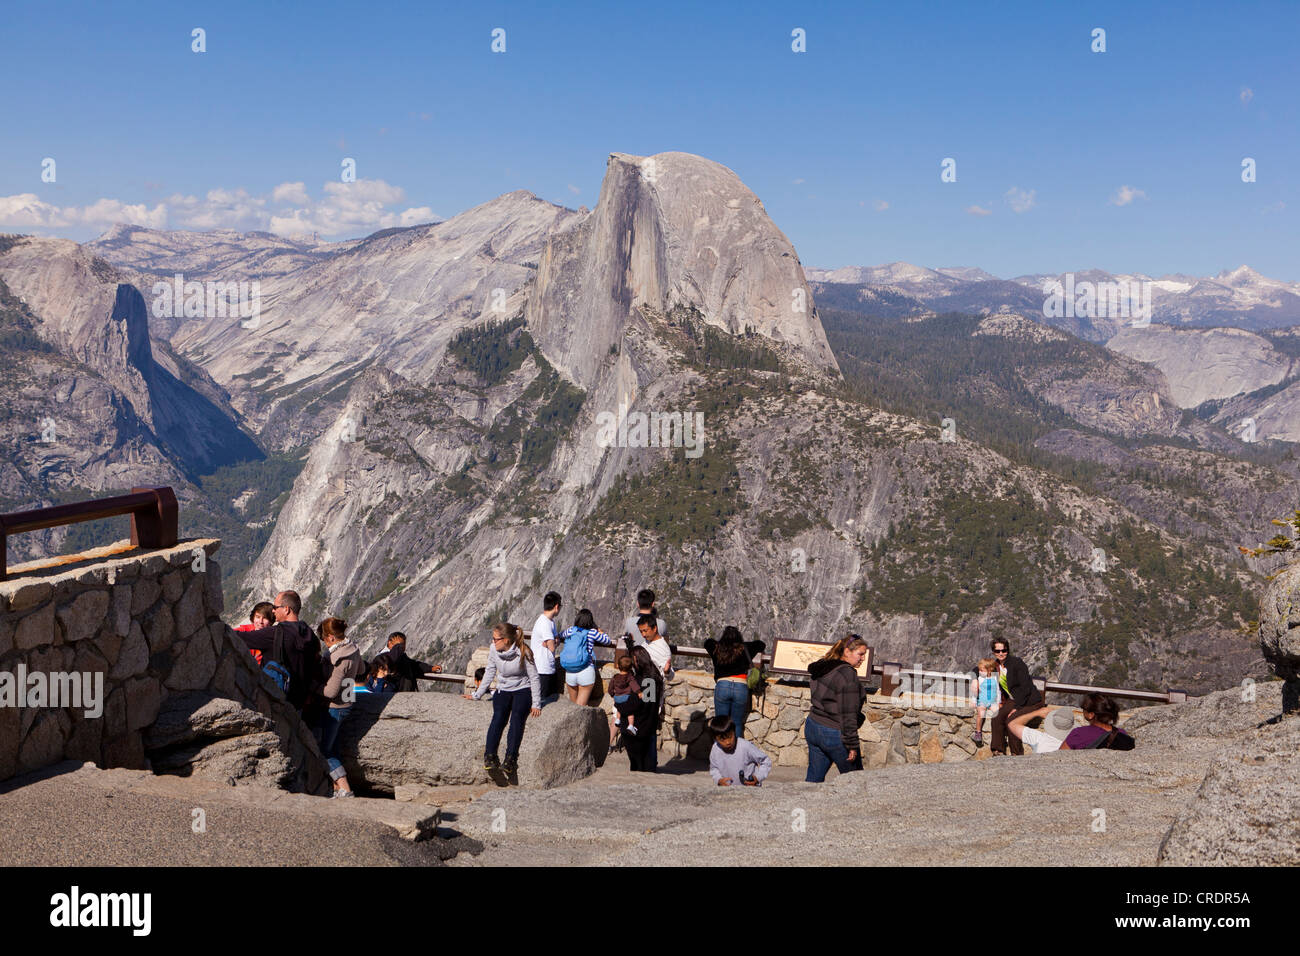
[636,614,672,679]
[530,591,562,702]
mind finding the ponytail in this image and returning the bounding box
[494,621,532,663]
[820,633,868,663]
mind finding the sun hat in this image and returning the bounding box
[1041,707,1076,742]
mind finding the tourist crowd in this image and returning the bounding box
[228,588,1132,794]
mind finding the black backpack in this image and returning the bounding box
[1084,727,1135,751]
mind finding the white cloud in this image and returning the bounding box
[567,184,581,195]
[792,178,805,185]
[272,182,310,205]
[0,193,167,229]
[873,199,889,211]
[0,178,439,238]
[1109,185,1148,207]
[1003,187,1036,213]
[166,188,266,230]
[1240,86,1254,106]
[966,204,992,217]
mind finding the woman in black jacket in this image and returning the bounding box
[624,644,665,773]
[704,626,766,738]
[805,634,869,782]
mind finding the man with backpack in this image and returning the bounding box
[233,589,323,712]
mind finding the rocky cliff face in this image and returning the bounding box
[1107,325,1297,408]
[159,191,584,449]
[0,236,261,560]
[529,152,838,392]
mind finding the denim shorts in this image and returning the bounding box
[564,664,596,687]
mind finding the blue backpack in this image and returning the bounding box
[559,628,593,671]
[263,627,291,693]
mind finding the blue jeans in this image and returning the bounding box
[321,705,351,781]
[486,688,532,760]
[714,679,751,738]
[804,716,862,782]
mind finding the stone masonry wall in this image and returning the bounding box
[460,653,1102,769]
[648,671,999,767]
[0,539,328,794]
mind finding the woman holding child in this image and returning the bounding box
[804,634,869,782]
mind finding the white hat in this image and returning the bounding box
[1042,708,1075,742]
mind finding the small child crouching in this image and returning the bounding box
[708,716,771,787]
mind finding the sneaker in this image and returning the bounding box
[501,756,518,782]
[626,725,638,736]
[971,731,983,744]
[332,789,354,799]
[483,753,500,773]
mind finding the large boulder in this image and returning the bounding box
[338,693,608,791]
[143,693,314,790]
[1157,714,1300,865]
[1258,561,1300,713]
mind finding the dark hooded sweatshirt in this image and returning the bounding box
[808,657,864,750]
[235,620,323,711]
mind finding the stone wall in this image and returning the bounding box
[0,539,328,794]
[644,670,997,766]
[461,653,1107,769]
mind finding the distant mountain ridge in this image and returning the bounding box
[806,261,1300,336]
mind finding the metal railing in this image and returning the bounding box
[443,635,1188,705]
[0,486,179,581]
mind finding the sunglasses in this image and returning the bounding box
[993,649,1008,654]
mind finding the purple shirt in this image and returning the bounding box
[1065,725,1130,749]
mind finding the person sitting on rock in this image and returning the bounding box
[318,617,365,797]
[234,601,276,666]
[708,716,771,787]
[384,631,441,692]
[1060,694,1135,750]
[233,589,323,713]
[989,639,1043,756]
[464,621,541,784]
[1006,704,1075,754]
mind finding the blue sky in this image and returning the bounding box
[2,0,1296,279]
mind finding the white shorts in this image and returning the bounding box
[565,664,596,687]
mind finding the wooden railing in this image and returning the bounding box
[0,486,179,580]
